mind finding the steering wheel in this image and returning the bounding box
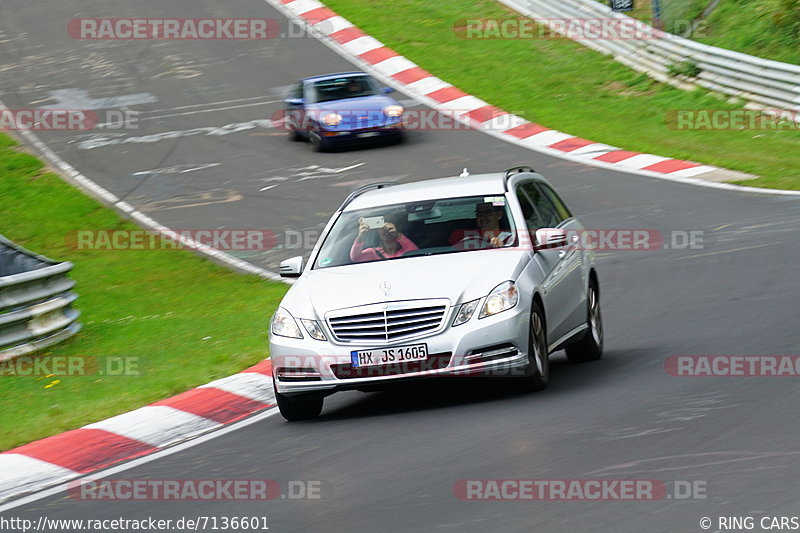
[454,234,488,250]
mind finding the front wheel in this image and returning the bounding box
[564,280,603,363]
[522,300,549,391]
[309,130,329,152]
[274,384,324,421]
[288,126,303,142]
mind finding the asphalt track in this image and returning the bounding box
[2,0,800,531]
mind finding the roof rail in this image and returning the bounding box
[340,182,397,210]
[502,166,536,190]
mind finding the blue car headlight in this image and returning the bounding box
[322,113,342,126]
[384,105,404,118]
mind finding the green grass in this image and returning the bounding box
[631,0,800,64]
[323,0,800,190]
[0,134,287,450]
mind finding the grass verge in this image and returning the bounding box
[0,134,287,450]
[323,0,799,190]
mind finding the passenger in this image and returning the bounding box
[350,214,418,262]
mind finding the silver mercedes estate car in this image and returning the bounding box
[270,166,603,421]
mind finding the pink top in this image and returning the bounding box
[350,234,418,263]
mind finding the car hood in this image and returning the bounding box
[281,250,531,318]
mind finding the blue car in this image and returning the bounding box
[283,72,404,152]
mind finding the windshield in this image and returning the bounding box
[313,195,517,269]
[308,75,381,104]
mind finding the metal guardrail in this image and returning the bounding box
[0,235,81,361]
[497,0,800,114]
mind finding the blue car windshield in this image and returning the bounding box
[313,195,517,269]
[308,76,381,104]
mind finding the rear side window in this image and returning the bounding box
[515,186,544,232]
[519,183,561,228]
[538,184,572,221]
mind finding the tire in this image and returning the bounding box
[522,300,549,391]
[564,279,603,363]
[309,130,329,152]
[288,126,303,142]
[274,384,324,421]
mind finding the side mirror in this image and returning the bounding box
[279,256,304,278]
[382,87,394,94]
[284,97,304,106]
[535,228,568,250]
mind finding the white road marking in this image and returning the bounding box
[77,119,272,150]
[259,163,365,190]
[141,100,280,121]
[132,163,220,176]
[147,96,279,114]
[39,88,158,110]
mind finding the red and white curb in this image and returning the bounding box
[0,359,274,504]
[267,0,800,196]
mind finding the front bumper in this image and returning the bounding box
[270,303,530,395]
[320,125,403,144]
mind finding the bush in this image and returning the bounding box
[667,59,702,78]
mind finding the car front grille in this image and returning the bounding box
[327,301,448,343]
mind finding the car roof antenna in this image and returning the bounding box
[459,168,470,178]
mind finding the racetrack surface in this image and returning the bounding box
[2,0,800,531]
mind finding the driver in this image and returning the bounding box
[346,80,364,96]
[350,213,418,262]
[475,202,513,248]
[451,202,513,249]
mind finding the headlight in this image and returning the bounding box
[322,113,342,126]
[479,281,518,319]
[271,307,303,339]
[383,105,404,117]
[300,319,327,341]
[453,299,480,327]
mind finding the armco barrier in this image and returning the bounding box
[0,235,81,361]
[497,0,800,114]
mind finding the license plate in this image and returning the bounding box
[351,344,428,368]
[357,132,380,138]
